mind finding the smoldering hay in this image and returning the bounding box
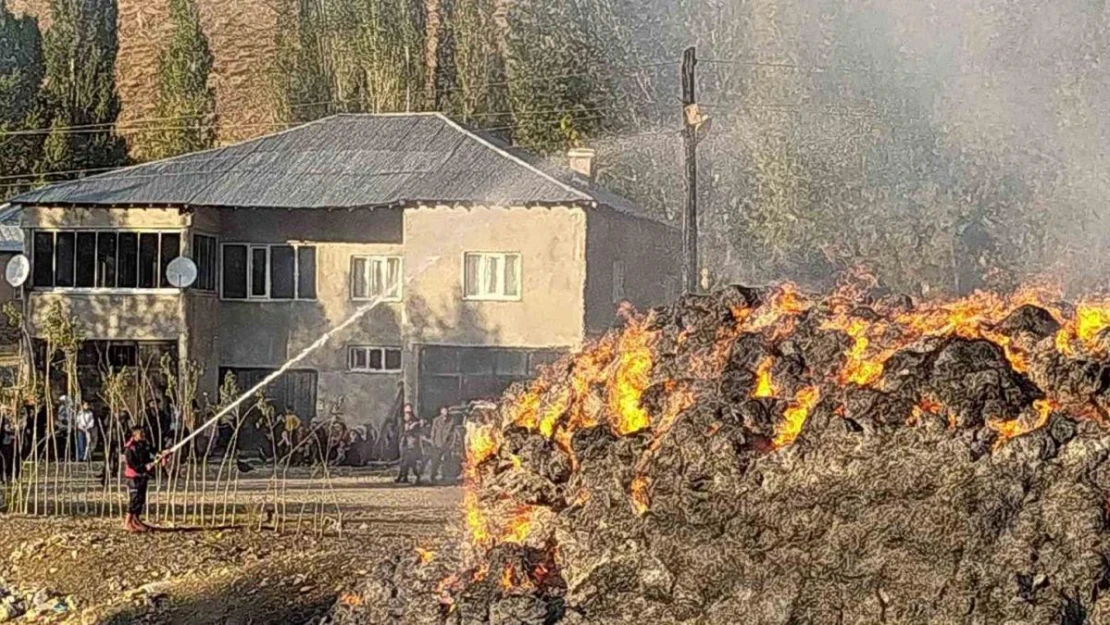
[331,280,1110,625]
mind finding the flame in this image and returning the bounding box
[753,356,776,398]
[339,592,364,607]
[501,505,536,545]
[466,422,500,471]
[465,490,488,545]
[608,321,655,435]
[990,399,1058,449]
[773,386,821,449]
[630,476,651,515]
[415,547,435,564]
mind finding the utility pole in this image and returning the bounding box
[681,46,699,294]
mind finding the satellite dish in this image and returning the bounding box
[166,256,198,288]
[5,255,29,288]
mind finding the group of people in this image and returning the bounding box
[396,404,465,486]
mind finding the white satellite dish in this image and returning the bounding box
[166,256,198,288]
[5,254,30,288]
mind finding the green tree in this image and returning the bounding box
[0,3,47,198]
[40,0,128,173]
[139,0,216,161]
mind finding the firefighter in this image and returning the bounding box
[395,404,423,485]
[123,426,158,533]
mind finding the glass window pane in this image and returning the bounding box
[32,232,53,287]
[369,349,384,370]
[250,247,267,297]
[504,254,520,297]
[75,232,96,288]
[54,232,75,287]
[193,235,214,291]
[369,258,383,296]
[96,233,117,288]
[221,244,247,299]
[484,255,499,296]
[159,233,180,288]
[351,348,367,369]
[384,349,402,371]
[464,254,479,297]
[138,233,159,289]
[387,257,401,298]
[297,247,316,299]
[270,245,295,299]
[118,233,138,288]
[351,258,368,299]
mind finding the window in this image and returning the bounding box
[192,234,217,292]
[221,243,316,301]
[348,346,402,373]
[351,256,402,301]
[31,230,182,289]
[464,252,521,300]
[612,260,626,303]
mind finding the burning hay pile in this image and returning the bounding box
[334,281,1110,625]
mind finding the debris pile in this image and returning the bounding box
[334,281,1110,624]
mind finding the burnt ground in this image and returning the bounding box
[0,470,460,625]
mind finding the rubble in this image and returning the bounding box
[333,282,1110,625]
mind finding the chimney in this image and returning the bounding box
[567,147,597,181]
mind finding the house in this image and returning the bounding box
[7,113,680,426]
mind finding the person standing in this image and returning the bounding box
[425,407,452,483]
[75,401,96,462]
[280,406,301,462]
[395,404,423,485]
[123,426,157,533]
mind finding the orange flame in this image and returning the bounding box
[415,547,435,564]
[989,399,1057,449]
[753,356,775,398]
[773,386,821,449]
[501,505,537,545]
[608,322,655,435]
[630,476,650,515]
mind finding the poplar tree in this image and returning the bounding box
[143,0,216,161]
[0,4,46,198]
[40,0,128,173]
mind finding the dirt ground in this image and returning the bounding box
[0,470,462,624]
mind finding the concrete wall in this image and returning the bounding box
[28,291,185,339]
[583,211,682,335]
[217,208,405,424]
[403,205,588,349]
[23,206,187,229]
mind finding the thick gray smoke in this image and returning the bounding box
[588,0,1110,297]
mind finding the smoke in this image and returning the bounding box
[591,0,1110,296]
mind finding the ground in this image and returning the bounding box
[0,470,461,624]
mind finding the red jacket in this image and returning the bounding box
[124,438,154,479]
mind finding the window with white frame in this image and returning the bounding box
[221,243,316,300]
[351,256,402,301]
[348,346,402,372]
[31,230,182,289]
[463,252,521,300]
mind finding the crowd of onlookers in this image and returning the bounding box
[0,393,469,485]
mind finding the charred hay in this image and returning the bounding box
[332,284,1110,625]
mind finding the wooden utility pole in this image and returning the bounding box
[681,46,699,294]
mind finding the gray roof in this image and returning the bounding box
[0,204,22,253]
[9,113,664,224]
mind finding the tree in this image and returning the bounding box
[39,0,128,173]
[138,0,216,161]
[0,3,47,198]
